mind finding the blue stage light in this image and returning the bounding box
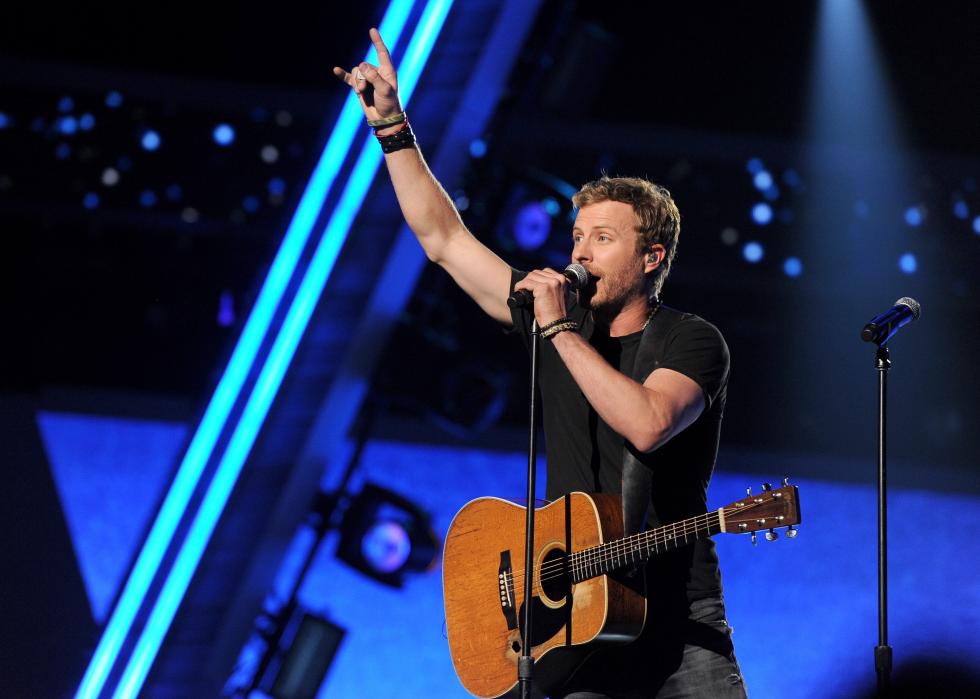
[513,202,551,251]
[165,184,183,201]
[468,138,487,158]
[55,143,72,160]
[743,241,764,263]
[973,216,980,235]
[904,206,922,227]
[117,156,133,172]
[106,91,123,108]
[751,203,773,225]
[58,96,75,113]
[899,252,917,274]
[79,113,96,131]
[242,196,260,213]
[542,197,560,216]
[83,193,100,210]
[139,190,157,208]
[763,184,780,202]
[58,116,78,135]
[953,200,968,220]
[746,157,764,174]
[753,170,773,190]
[783,257,803,277]
[268,177,286,195]
[141,130,161,151]
[213,124,236,146]
[782,168,802,190]
[0,112,10,129]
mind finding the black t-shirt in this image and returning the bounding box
[509,269,730,603]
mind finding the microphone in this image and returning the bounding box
[507,263,590,309]
[861,297,921,345]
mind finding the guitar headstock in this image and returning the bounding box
[721,479,801,544]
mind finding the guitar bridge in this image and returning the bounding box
[498,551,518,630]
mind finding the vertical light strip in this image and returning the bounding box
[108,2,453,697]
[73,4,415,699]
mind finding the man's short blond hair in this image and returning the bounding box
[572,176,681,298]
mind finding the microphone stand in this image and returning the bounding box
[873,343,893,697]
[518,319,539,699]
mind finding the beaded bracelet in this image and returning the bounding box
[540,320,578,340]
[539,317,573,333]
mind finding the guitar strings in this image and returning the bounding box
[505,499,776,592]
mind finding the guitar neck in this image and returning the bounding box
[569,509,723,583]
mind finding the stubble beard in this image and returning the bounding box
[578,262,648,326]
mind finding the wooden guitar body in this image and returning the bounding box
[442,493,646,699]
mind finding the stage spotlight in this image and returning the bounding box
[214,123,236,146]
[743,241,764,263]
[753,170,773,191]
[83,192,100,210]
[720,227,738,245]
[55,143,71,160]
[973,217,980,235]
[904,206,923,227]
[165,184,183,202]
[242,196,260,213]
[336,484,439,588]
[261,145,279,163]
[751,203,773,225]
[513,201,552,251]
[783,257,803,277]
[141,130,161,151]
[0,112,9,129]
[952,200,968,219]
[469,138,487,158]
[57,116,78,135]
[79,113,95,131]
[139,190,158,208]
[105,91,123,108]
[268,177,286,196]
[899,252,917,274]
[746,157,764,174]
[58,96,74,113]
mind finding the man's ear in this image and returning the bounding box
[644,244,667,274]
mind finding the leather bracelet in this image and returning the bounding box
[541,321,578,340]
[377,121,417,154]
[368,111,406,128]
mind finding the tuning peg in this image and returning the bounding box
[786,525,798,538]
[782,477,790,486]
[765,528,778,541]
[762,482,772,491]
[750,531,757,546]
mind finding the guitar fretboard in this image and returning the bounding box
[568,510,723,583]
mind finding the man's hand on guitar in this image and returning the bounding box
[332,28,403,134]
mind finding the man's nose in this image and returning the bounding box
[573,241,591,262]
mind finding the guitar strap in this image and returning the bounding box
[621,305,681,537]
[572,302,678,537]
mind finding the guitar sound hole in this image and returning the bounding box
[539,547,570,604]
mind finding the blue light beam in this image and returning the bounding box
[107,2,452,697]
[73,4,416,699]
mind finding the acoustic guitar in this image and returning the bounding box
[442,482,801,698]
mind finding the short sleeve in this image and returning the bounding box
[656,317,730,409]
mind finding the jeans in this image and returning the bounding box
[553,596,748,699]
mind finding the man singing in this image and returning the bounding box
[335,28,747,699]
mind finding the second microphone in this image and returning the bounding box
[507,263,591,309]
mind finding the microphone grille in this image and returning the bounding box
[564,263,590,289]
[895,296,921,320]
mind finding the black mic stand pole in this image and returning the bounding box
[518,319,540,699]
[873,343,893,697]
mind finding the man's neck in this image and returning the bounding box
[596,294,651,337]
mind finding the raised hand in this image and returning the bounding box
[332,28,403,123]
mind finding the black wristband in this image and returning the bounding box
[378,122,417,154]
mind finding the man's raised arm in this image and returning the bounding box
[333,28,513,325]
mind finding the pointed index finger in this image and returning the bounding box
[370,27,394,70]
